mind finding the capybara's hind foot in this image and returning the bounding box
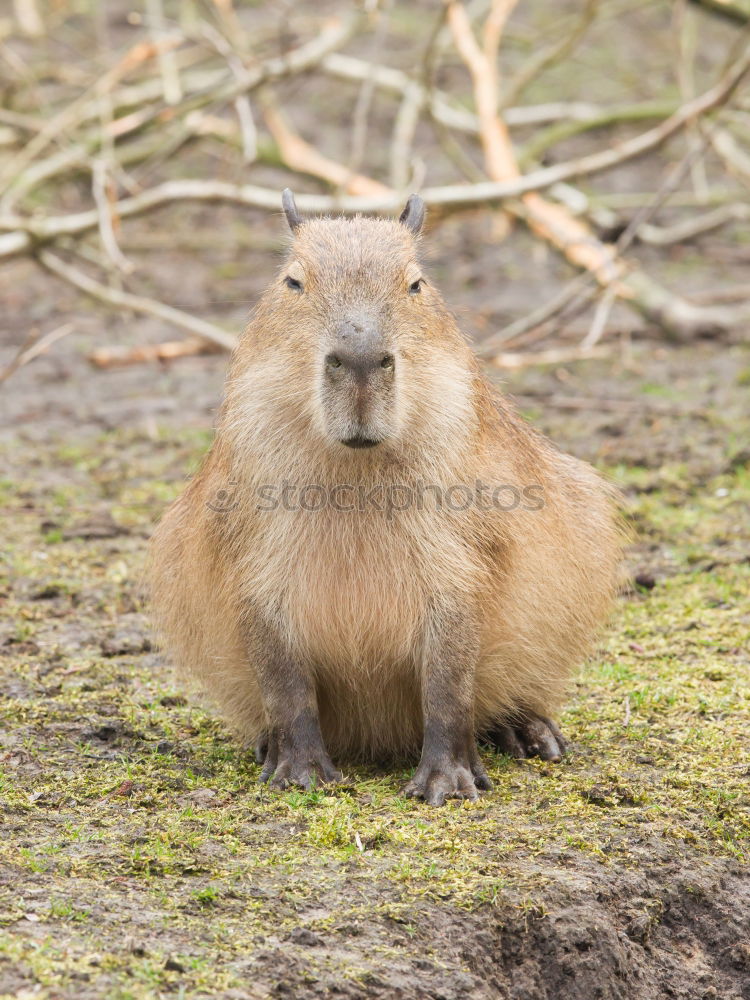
[485,714,567,762]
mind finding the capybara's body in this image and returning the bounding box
[150,196,622,802]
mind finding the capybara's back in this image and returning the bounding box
[149,192,622,805]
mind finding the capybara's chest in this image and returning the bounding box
[245,507,479,670]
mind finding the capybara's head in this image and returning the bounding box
[282,191,433,451]
[230,192,476,463]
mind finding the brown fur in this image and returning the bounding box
[149,211,623,764]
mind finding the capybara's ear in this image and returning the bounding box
[282,188,302,233]
[399,194,425,235]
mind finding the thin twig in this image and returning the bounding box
[263,103,390,196]
[708,126,750,183]
[389,81,424,191]
[146,0,183,104]
[36,251,238,352]
[322,53,622,128]
[512,393,687,415]
[0,34,185,196]
[88,337,220,368]
[476,273,596,355]
[581,284,617,349]
[676,0,709,199]
[92,159,133,273]
[501,0,599,110]
[638,202,750,244]
[421,6,486,182]
[518,100,679,167]
[348,0,392,180]
[0,16,359,210]
[489,345,610,369]
[195,21,257,162]
[0,323,75,386]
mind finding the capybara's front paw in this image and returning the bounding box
[258,731,341,791]
[403,753,492,807]
[486,714,568,762]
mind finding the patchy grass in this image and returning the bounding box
[0,424,748,999]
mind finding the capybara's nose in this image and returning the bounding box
[325,347,393,381]
[326,321,393,382]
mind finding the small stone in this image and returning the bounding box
[178,788,217,808]
[582,784,613,807]
[289,927,323,947]
[63,511,127,540]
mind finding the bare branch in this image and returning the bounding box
[36,251,238,352]
[88,338,220,368]
[146,0,183,104]
[0,323,74,386]
[322,53,611,129]
[389,81,424,191]
[263,103,390,196]
[0,15,360,210]
[476,275,597,356]
[709,126,750,183]
[348,1,392,179]
[448,0,750,346]
[490,346,610,369]
[638,202,750,244]
[0,34,185,196]
[502,0,599,110]
[580,284,617,349]
[518,100,679,167]
[688,0,750,24]
[91,159,133,273]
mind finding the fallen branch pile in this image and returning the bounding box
[2,0,749,375]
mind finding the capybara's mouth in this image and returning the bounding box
[341,436,381,449]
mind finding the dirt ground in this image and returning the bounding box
[1,2,750,997]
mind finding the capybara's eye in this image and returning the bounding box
[409,279,423,295]
[381,355,395,370]
[285,275,303,292]
[326,354,342,369]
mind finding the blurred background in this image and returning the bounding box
[1,0,749,446]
